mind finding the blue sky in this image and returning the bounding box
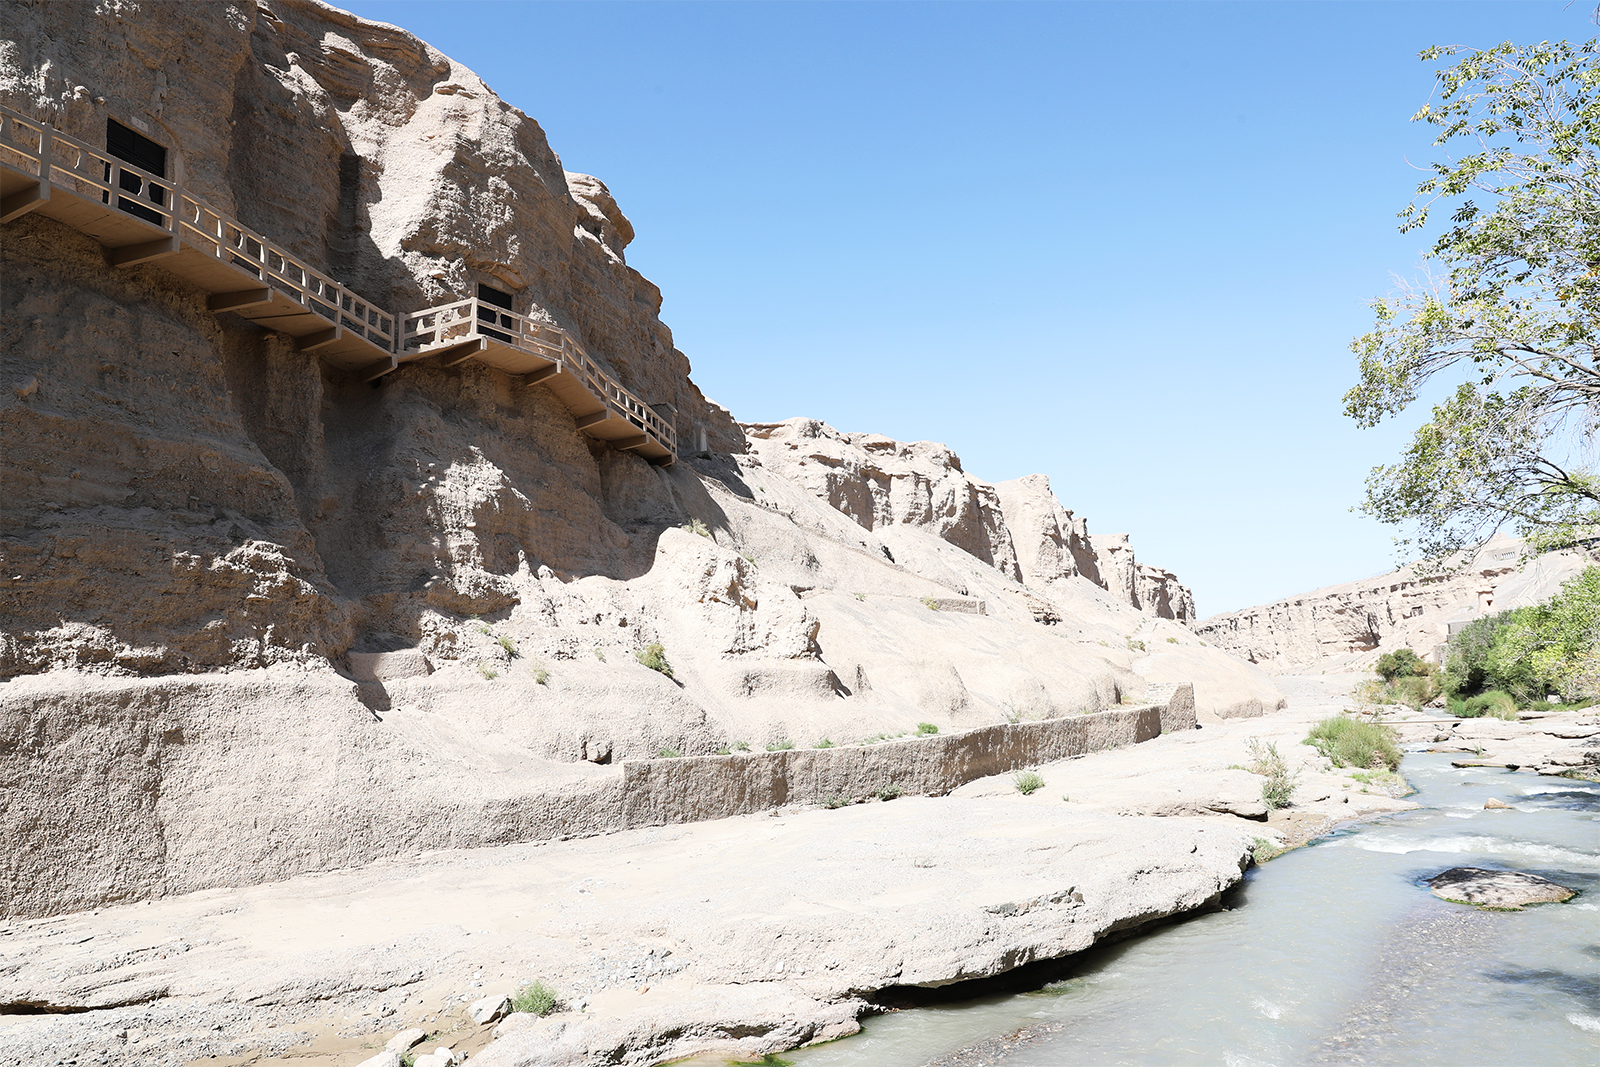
[342,0,1591,614]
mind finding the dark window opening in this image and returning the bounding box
[105,119,168,226]
[477,283,514,311]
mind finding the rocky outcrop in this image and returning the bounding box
[0,0,1278,926]
[1194,536,1591,673]
[743,419,1195,621]
[1426,867,1576,909]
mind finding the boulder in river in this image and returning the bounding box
[1426,867,1575,909]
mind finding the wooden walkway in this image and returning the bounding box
[0,104,675,464]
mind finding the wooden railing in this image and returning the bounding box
[404,297,678,452]
[0,103,675,460]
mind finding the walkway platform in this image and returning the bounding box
[0,104,675,464]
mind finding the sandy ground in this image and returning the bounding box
[10,675,1590,1067]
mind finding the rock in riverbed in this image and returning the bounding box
[1427,867,1575,908]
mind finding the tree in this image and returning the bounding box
[1346,39,1600,564]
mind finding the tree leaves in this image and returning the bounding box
[1350,38,1600,564]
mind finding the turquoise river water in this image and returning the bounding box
[690,752,1600,1067]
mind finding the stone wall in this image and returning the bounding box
[620,687,1193,828]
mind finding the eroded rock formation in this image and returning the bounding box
[0,0,1274,926]
[1195,536,1591,674]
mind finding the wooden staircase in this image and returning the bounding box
[0,104,676,465]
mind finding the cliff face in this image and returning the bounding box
[1,0,739,677]
[0,0,1269,919]
[1195,536,1591,674]
[743,420,1195,622]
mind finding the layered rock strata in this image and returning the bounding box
[0,0,1279,926]
[1195,536,1591,674]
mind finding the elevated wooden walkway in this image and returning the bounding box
[0,104,675,464]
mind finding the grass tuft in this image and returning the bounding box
[1304,715,1401,771]
[635,642,674,678]
[767,739,795,751]
[1014,770,1045,795]
[815,739,835,749]
[681,518,711,538]
[511,979,558,1016]
[916,722,939,735]
[921,596,940,611]
[1251,836,1284,864]
[657,748,682,758]
[496,634,518,657]
[531,662,549,685]
[477,664,498,680]
[876,783,904,801]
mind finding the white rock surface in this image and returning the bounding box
[471,994,513,1024]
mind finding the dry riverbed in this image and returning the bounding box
[9,676,1567,1067]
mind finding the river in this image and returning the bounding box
[695,752,1600,1066]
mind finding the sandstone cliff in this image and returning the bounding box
[0,0,1277,921]
[1195,536,1592,674]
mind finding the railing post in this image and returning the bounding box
[38,122,52,183]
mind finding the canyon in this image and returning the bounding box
[0,2,1342,1065]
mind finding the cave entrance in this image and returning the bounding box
[476,282,516,343]
[105,118,168,225]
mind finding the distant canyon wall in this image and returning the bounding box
[743,419,1195,622]
[1195,536,1591,674]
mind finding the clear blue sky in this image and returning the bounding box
[342,0,1591,615]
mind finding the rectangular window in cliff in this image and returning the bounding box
[105,119,167,226]
[476,283,515,343]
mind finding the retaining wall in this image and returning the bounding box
[621,684,1195,828]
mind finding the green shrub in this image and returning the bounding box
[635,642,674,678]
[531,662,549,685]
[1304,715,1402,771]
[512,980,558,1016]
[916,722,939,735]
[594,647,606,662]
[876,783,904,801]
[1166,636,1178,644]
[823,795,850,809]
[1442,566,1600,704]
[1463,689,1519,720]
[715,746,732,755]
[731,740,751,752]
[478,664,498,680]
[815,739,835,748]
[921,596,940,611]
[681,518,711,538]
[657,748,682,758]
[1244,738,1299,811]
[1375,647,1428,681]
[1014,770,1045,795]
[767,739,795,751]
[1126,638,1146,652]
[497,635,518,657]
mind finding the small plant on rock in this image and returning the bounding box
[732,740,751,752]
[1127,638,1146,652]
[594,647,606,662]
[767,739,795,751]
[1166,636,1179,644]
[635,642,674,678]
[815,738,835,748]
[1251,837,1284,864]
[478,664,498,680]
[681,518,711,538]
[531,662,549,685]
[1244,737,1299,811]
[876,783,904,801]
[1304,715,1401,771]
[823,795,850,809]
[916,722,939,735]
[497,634,518,658]
[715,745,732,755]
[921,596,941,611]
[657,748,682,758]
[1014,770,1045,795]
[853,592,866,602]
[512,980,559,1016]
